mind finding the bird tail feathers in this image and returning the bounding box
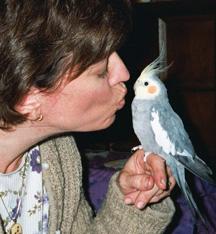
[175,171,209,227]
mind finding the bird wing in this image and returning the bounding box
[150,104,194,158]
[150,104,215,184]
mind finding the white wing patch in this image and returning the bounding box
[151,110,176,155]
[151,110,191,157]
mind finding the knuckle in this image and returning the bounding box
[135,175,149,190]
[135,178,142,189]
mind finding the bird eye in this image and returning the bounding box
[144,82,149,86]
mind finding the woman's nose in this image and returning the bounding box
[108,52,130,86]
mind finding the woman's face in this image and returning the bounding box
[41,52,130,132]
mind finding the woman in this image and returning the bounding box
[0,0,175,233]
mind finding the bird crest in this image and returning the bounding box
[139,51,169,82]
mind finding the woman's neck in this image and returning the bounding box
[0,155,24,174]
[0,121,58,173]
[0,128,31,173]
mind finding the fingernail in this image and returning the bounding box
[161,178,167,187]
[137,201,145,209]
[125,198,133,205]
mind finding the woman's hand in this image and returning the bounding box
[117,149,176,209]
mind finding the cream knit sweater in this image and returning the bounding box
[0,135,175,234]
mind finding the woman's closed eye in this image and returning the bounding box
[98,69,108,79]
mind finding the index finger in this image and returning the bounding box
[146,153,168,190]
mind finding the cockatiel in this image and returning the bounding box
[131,56,216,224]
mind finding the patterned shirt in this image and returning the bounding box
[0,146,49,234]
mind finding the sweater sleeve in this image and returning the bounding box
[74,171,175,234]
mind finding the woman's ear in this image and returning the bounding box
[15,88,42,121]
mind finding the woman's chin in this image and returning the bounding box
[97,115,116,130]
[73,115,116,132]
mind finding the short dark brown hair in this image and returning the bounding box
[0,0,131,130]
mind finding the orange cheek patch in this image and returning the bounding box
[148,85,157,94]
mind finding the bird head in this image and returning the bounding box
[133,57,168,100]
